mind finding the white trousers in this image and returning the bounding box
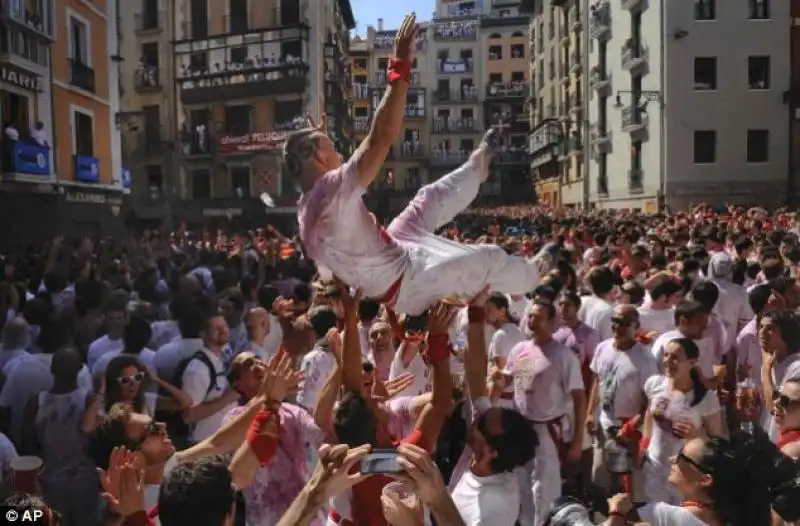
[387,160,542,315]
[516,422,563,526]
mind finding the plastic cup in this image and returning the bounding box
[11,456,43,494]
[382,481,422,517]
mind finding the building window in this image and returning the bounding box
[189,0,208,38]
[488,45,502,60]
[274,99,303,126]
[511,44,524,58]
[224,105,253,135]
[693,130,716,164]
[511,71,525,82]
[406,167,420,189]
[489,73,502,84]
[230,46,247,64]
[693,57,717,90]
[73,109,93,156]
[747,129,769,163]
[354,58,367,69]
[192,169,211,198]
[69,16,89,64]
[228,0,248,33]
[748,56,770,89]
[230,166,251,197]
[694,0,715,20]
[749,0,769,19]
[189,51,208,72]
[146,165,162,198]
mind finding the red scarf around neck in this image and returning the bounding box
[777,429,800,449]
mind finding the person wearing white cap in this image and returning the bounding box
[707,252,753,336]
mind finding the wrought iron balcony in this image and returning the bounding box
[431,117,482,133]
[352,83,370,99]
[178,63,308,105]
[485,82,528,100]
[621,42,649,71]
[590,67,611,94]
[590,124,612,153]
[404,106,426,119]
[530,120,562,154]
[429,151,470,166]
[432,88,480,104]
[134,66,160,91]
[69,59,95,93]
[621,105,647,133]
[569,92,583,114]
[354,116,369,134]
[570,7,582,31]
[589,2,610,40]
[559,63,570,85]
[387,144,427,161]
[433,20,478,41]
[0,0,54,40]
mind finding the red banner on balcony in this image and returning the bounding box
[218,131,289,153]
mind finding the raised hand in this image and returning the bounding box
[309,443,372,499]
[394,13,419,61]
[380,372,415,400]
[427,302,456,336]
[260,349,302,403]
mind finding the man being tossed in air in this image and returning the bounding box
[285,13,546,315]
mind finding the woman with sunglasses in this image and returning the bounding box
[103,355,192,418]
[641,337,724,505]
[772,379,800,459]
[604,436,773,526]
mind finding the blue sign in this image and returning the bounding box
[121,167,131,189]
[74,154,99,183]
[10,141,50,176]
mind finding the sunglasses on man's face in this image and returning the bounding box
[139,420,166,443]
[118,371,145,386]
[774,390,800,409]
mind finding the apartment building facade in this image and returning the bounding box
[361,20,432,215]
[119,0,178,227]
[790,0,800,202]
[525,0,583,208]
[480,1,533,203]
[0,0,123,245]
[587,0,789,211]
[0,0,57,246]
[171,0,354,227]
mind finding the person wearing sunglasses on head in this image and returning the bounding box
[100,355,192,420]
[602,436,773,526]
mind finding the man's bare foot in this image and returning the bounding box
[469,129,498,182]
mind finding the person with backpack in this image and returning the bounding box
[179,307,239,447]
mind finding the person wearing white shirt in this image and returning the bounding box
[154,304,207,382]
[637,276,682,338]
[256,285,284,358]
[235,307,276,363]
[588,305,658,502]
[0,318,31,376]
[578,267,617,342]
[0,320,92,446]
[3,123,18,141]
[651,300,716,382]
[707,252,753,337]
[181,312,238,444]
[641,338,723,504]
[29,121,47,147]
[760,310,800,442]
[91,317,156,378]
[296,306,339,412]
[448,295,538,526]
[485,292,525,408]
[86,306,127,370]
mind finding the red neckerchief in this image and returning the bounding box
[777,429,800,449]
[681,500,711,510]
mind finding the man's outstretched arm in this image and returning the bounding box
[354,13,418,188]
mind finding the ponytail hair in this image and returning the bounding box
[670,337,708,407]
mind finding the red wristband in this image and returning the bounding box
[608,510,627,520]
[387,58,412,83]
[424,333,450,367]
[246,409,280,467]
[468,306,485,324]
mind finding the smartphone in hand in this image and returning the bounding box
[359,449,403,475]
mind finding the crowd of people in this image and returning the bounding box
[3,191,800,526]
[6,10,800,526]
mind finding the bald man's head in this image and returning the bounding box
[1,317,30,350]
